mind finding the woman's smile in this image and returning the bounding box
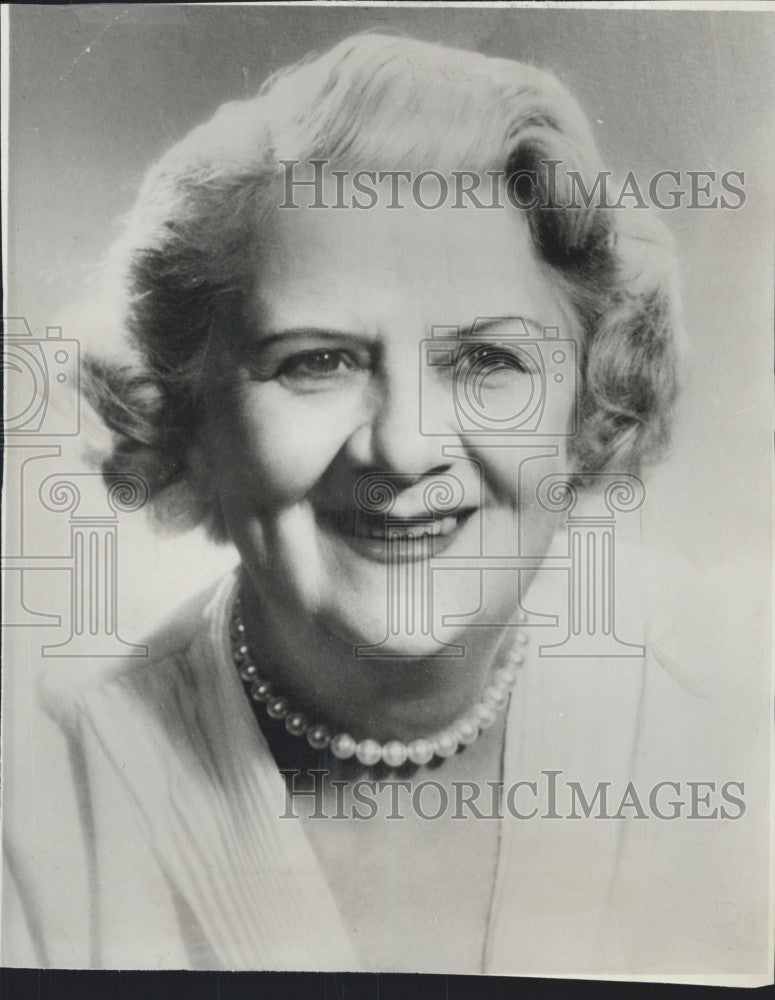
[316,504,479,562]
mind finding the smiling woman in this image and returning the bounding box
[201,181,580,672]
[3,30,763,978]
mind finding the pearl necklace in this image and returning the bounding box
[230,595,528,768]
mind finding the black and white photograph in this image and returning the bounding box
[1,2,773,987]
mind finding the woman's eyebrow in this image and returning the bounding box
[250,326,375,347]
[459,316,546,338]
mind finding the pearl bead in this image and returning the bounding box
[250,679,272,702]
[505,651,524,667]
[382,740,408,768]
[434,731,459,758]
[495,667,518,688]
[330,733,357,759]
[515,630,529,645]
[306,724,331,750]
[355,739,382,766]
[266,696,289,719]
[239,662,258,681]
[285,712,308,737]
[456,718,479,745]
[235,644,249,660]
[484,685,509,710]
[473,703,496,729]
[407,738,434,766]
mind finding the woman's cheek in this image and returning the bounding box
[230,388,361,506]
[473,445,570,553]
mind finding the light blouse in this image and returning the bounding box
[1,537,769,978]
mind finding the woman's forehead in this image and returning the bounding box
[249,178,571,334]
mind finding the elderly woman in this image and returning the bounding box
[5,33,753,976]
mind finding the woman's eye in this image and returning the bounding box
[455,343,530,376]
[276,349,367,385]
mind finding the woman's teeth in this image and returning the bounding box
[358,516,459,540]
[317,507,475,543]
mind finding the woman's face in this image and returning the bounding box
[201,178,578,657]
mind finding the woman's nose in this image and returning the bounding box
[344,366,454,475]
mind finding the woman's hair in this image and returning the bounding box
[83,33,680,539]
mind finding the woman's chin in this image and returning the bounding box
[308,557,500,660]
[316,603,465,661]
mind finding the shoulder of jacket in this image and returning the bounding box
[38,572,235,732]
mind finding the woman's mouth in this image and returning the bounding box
[316,507,477,561]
